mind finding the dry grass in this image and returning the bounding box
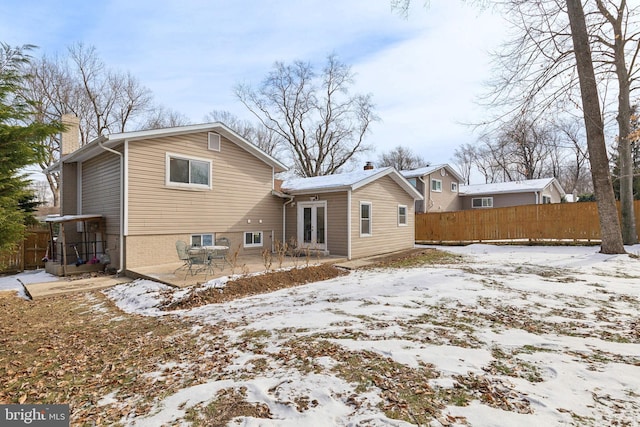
[0,292,229,425]
[2,248,552,426]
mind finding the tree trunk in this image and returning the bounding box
[610,5,638,245]
[565,0,625,254]
[617,93,637,244]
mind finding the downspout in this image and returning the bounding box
[535,191,540,204]
[347,189,352,260]
[282,195,295,245]
[98,140,125,275]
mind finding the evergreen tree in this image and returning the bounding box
[0,43,62,251]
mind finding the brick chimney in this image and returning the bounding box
[364,161,374,170]
[60,114,80,155]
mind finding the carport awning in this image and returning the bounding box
[45,214,103,223]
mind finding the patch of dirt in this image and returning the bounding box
[363,248,465,269]
[163,249,457,311]
[163,263,348,310]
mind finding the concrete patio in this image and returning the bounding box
[127,253,348,288]
[17,248,412,298]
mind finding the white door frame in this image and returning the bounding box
[297,201,327,250]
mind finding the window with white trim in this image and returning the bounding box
[398,205,407,226]
[472,197,493,208]
[451,182,458,192]
[431,179,442,192]
[360,202,372,236]
[191,233,214,247]
[542,195,551,204]
[244,231,263,248]
[166,153,211,189]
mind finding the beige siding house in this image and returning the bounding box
[401,164,464,213]
[54,120,422,275]
[459,178,566,209]
[281,167,422,260]
[57,122,287,272]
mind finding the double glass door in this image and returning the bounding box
[297,201,326,250]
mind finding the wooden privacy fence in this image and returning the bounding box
[0,226,49,274]
[415,201,640,243]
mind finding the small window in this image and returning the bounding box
[244,231,263,248]
[360,202,372,236]
[431,179,442,192]
[398,205,407,226]
[408,178,417,187]
[167,153,211,189]
[451,182,458,192]
[208,132,221,151]
[542,195,551,204]
[191,233,214,247]
[472,197,493,208]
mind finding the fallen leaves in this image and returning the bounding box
[0,292,230,425]
[453,372,533,414]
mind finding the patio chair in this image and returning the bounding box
[188,246,214,279]
[174,240,191,274]
[209,237,230,270]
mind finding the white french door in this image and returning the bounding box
[297,201,327,250]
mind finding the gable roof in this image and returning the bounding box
[459,178,565,197]
[57,122,288,173]
[281,167,423,200]
[401,164,464,183]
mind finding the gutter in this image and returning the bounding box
[272,190,295,245]
[283,195,295,245]
[98,140,125,275]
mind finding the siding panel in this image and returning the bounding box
[284,192,348,256]
[350,176,415,259]
[126,132,283,267]
[82,152,121,236]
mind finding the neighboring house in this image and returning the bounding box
[280,167,422,260]
[458,178,566,209]
[52,116,422,274]
[401,164,464,213]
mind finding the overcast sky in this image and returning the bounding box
[2,1,508,175]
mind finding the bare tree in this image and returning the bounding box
[552,117,591,194]
[204,110,283,159]
[21,43,187,206]
[140,105,190,130]
[393,0,627,252]
[592,0,639,244]
[480,119,552,181]
[235,54,378,177]
[566,0,624,253]
[377,145,429,170]
[453,143,476,185]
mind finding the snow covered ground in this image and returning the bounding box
[0,269,58,299]
[100,245,640,425]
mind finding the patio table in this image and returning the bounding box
[189,245,230,271]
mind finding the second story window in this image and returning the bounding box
[166,153,211,189]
